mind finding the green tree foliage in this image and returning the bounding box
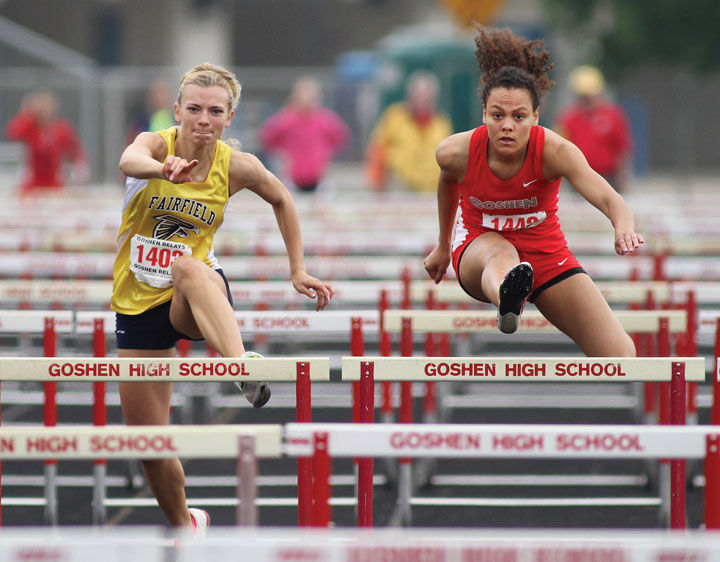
[544,0,720,76]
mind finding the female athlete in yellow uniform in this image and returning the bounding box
[112,63,333,532]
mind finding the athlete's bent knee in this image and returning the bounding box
[171,255,205,287]
[618,333,637,357]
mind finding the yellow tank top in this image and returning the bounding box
[111,127,231,315]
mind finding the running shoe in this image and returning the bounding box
[235,351,272,408]
[188,508,210,539]
[497,261,534,334]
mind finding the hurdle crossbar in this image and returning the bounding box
[0,424,282,460]
[0,310,73,333]
[0,357,329,382]
[383,309,688,334]
[75,310,379,335]
[5,527,720,560]
[285,422,715,459]
[341,357,705,382]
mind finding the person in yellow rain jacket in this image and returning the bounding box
[366,70,453,193]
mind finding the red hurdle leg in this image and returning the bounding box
[713,319,720,426]
[296,361,313,526]
[357,361,375,527]
[657,316,671,527]
[393,317,413,526]
[685,291,699,425]
[642,290,658,424]
[378,290,396,485]
[43,317,58,526]
[658,317,671,428]
[351,316,364,425]
[350,316,364,525]
[705,434,720,528]
[670,361,686,529]
[92,318,107,525]
[378,289,394,425]
[312,432,331,527]
[400,317,414,426]
[236,435,258,526]
[423,290,437,424]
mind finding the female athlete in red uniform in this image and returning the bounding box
[423,28,643,355]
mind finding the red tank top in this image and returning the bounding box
[454,125,568,254]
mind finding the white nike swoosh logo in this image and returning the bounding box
[557,258,569,266]
[523,179,538,187]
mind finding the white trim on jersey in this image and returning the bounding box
[123,176,149,213]
[452,205,468,252]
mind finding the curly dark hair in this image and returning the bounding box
[475,27,555,110]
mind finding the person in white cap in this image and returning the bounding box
[554,65,633,192]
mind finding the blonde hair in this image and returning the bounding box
[177,62,242,111]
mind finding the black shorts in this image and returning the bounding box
[115,269,233,350]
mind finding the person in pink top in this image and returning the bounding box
[555,65,633,192]
[423,28,643,356]
[259,77,349,192]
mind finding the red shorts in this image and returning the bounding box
[452,234,584,302]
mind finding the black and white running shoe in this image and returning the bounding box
[497,261,534,334]
[235,351,271,408]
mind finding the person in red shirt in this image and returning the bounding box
[5,90,89,193]
[554,66,633,192]
[423,28,643,356]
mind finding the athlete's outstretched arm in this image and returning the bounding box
[424,133,468,283]
[543,128,644,256]
[229,151,334,310]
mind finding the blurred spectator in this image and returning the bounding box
[4,90,89,193]
[366,70,453,193]
[554,65,633,192]
[259,77,349,193]
[125,79,175,144]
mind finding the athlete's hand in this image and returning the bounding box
[291,271,334,311]
[424,245,452,284]
[162,155,199,183]
[614,229,645,256]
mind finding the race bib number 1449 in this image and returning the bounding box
[129,234,192,288]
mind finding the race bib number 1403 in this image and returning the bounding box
[129,234,192,288]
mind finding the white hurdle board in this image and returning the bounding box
[0,310,73,333]
[285,422,716,459]
[74,310,379,335]
[341,356,705,382]
[0,357,330,382]
[383,309,688,333]
[0,424,282,460]
[6,279,720,307]
[0,279,678,306]
[4,528,720,561]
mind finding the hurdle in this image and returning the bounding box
[5,526,720,559]
[0,356,329,527]
[340,356,704,528]
[0,308,382,526]
[381,309,690,423]
[288,417,715,530]
[0,424,282,527]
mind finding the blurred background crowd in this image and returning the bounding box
[0,0,717,194]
